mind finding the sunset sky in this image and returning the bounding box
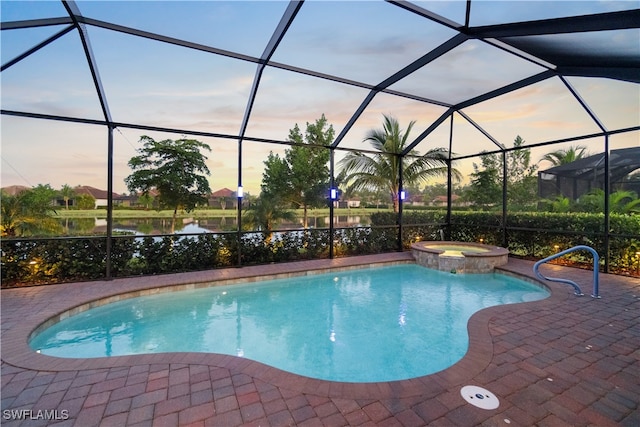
[1,0,638,195]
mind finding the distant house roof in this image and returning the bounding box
[74,185,125,200]
[433,195,460,203]
[1,185,30,196]
[211,188,235,198]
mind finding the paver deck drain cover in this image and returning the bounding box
[461,385,499,410]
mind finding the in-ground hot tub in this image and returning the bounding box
[411,241,509,273]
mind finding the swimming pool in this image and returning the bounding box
[30,264,549,382]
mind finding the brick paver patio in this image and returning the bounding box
[2,253,638,426]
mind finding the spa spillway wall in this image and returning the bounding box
[411,241,509,274]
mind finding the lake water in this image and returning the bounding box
[59,215,371,235]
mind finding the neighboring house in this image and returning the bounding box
[431,194,461,207]
[209,188,237,210]
[406,194,425,207]
[117,194,137,208]
[337,198,361,209]
[346,197,361,208]
[74,186,128,209]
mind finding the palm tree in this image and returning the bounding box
[576,189,640,214]
[338,114,459,212]
[540,195,572,213]
[243,195,297,243]
[1,190,61,237]
[59,184,75,210]
[610,190,640,214]
[541,145,589,166]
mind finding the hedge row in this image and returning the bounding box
[2,212,638,287]
[371,210,640,274]
[1,227,399,287]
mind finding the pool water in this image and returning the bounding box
[425,245,489,253]
[30,265,548,382]
[424,245,489,257]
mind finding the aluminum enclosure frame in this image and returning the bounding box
[2,0,639,276]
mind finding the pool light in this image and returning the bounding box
[330,188,338,200]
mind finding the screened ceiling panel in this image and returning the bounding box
[566,77,640,131]
[245,66,370,142]
[336,92,449,151]
[446,113,506,158]
[0,26,69,63]
[0,0,67,21]
[270,0,458,85]
[76,1,288,58]
[409,118,454,154]
[468,0,638,26]
[504,29,640,71]
[87,26,255,133]
[410,1,468,25]
[460,77,605,147]
[389,39,547,105]
[1,30,105,120]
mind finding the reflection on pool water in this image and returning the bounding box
[30,265,549,382]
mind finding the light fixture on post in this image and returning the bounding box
[330,188,338,200]
[399,190,406,201]
[237,186,244,198]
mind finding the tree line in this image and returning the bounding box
[2,113,638,238]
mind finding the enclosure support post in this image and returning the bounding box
[398,155,404,252]
[329,149,335,259]
[106,126,114,280]
[237,138,243,267]
[446,113,454,240]
[501,150,508,248]
[604,134,610,273]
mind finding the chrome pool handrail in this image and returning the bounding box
[533,245,601,298]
